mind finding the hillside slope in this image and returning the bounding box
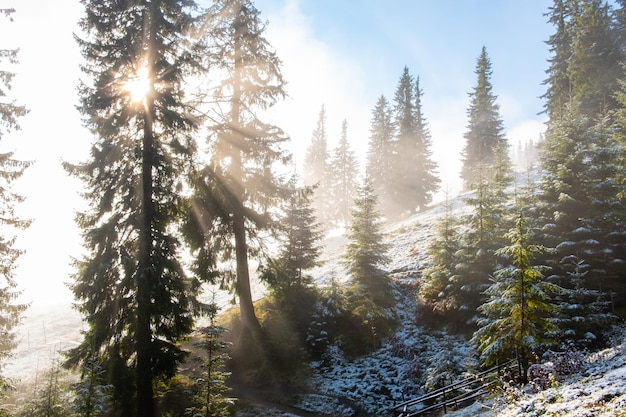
[450,335,626,417]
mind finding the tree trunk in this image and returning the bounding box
[231,18,261,342]
[234,211,262,340]
[136,99,155,417]
[136,5,157,416]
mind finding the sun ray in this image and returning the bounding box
[124,65,152,103]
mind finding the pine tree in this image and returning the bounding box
[304,105,329,188]
[544,0,623,118]
[261,175,322,294]
[553,257,619,349]
[329,119,359,226]
[569,0,623,116]
[543,0,575,119]
[453,154,514,325]
[343,177,393,326]
[390,68,439,216]
[412,77,440,211]
[472,212,561,380]
[538,106,626,305]
[0,7,30,396]
[366,95,396,218]
[71,359,113,417]
[65,2,204,415]
[193,0,290,343]
[303,105,333,229]
[461,47,509,190]
[194,302,232,417]
[418,191,463,320]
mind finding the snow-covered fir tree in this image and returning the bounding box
[472,212,563,379]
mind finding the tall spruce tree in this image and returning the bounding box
[412,77,440,211]
[461,47,509,190]
[472,212,561,380]
[544,0,623,118]
[366,95,396,218]
[303,105,333,229]
[193,0,289,342]
[569,0,623,116]
[329,119,358,226]
[543,0,575,119]
[0,7,30,395]
[391,68,439,216]
[65,1,204,416]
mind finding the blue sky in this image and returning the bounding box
[255,0,553,181]
[3,0,555,306]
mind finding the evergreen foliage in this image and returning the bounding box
[569,0,623,116]
[453,156,514,325]
[190,0,290,343]
[418,192,463,320]
[0,7,30,397]
[543,0,624,118]
[552,257,620,349]
[329,119,359,226]
[366,95,396,218]
[543,0,575,119]
[343,177,395,350]
[71,359,113,417]
[65,2,205,415]
[472,212,562,379]
[261,175,322,295]
[411,77,440,211]
[461,47,509,190]
[390,67,439,217]
[538,106,626,305]
[303,105,333,229]
[193,302,233,417]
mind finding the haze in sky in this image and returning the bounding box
[2,0,552,307]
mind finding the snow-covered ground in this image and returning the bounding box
[5,190,626,417]
[450,333,626,417]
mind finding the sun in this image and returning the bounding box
[124,66,152,103]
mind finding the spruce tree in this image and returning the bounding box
[303,105,333,229]
[65,2,204,415]
[261,175,322,294]
[460,47,509,190]
[329,119,359,226]
[453,154,514,325]
[472,212,561,380]
[544,0,623,118]
[418,191,463,321]
[343,177,393,331]
[366,95,396,218]
[553,257,619,349]
[0,6,29,396]
[538,106,626,305]
[412,77,440,211]
[569,0,623,116]
[194,302,232,417]
[543,0,575,119]
[192,0,289,343]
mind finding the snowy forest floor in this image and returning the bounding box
[5,191,626,416]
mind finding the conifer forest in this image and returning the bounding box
[1,1,626,416]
